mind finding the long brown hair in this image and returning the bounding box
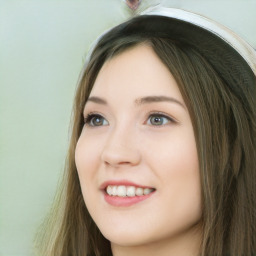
[35,16,256,256]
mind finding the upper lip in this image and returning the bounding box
[100,180,155,190]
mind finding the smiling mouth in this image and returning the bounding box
[101,181,156,207]
[105,185,156,197]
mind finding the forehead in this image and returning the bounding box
[89,44,183,102]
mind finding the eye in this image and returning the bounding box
[84,114,109,127]
[147,113,174,126]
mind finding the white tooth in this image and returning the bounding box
[117,186,126,197]
[135,187,143,196]
[126,186,135,197]
[143,188,153,195]
[112,186,118,196]
[106,186,112,195]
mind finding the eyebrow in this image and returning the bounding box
[87,96,107,104]
[87,96,185,109]
[135,96,185,109]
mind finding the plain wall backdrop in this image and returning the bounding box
[0,0,255,255]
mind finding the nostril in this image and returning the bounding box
[104,160,132,168]
[118,161,132,165]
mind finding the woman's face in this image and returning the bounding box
[75,45,202,252]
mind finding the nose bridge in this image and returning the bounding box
[101,120,140,167]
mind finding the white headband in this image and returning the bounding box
[82,6,256,89]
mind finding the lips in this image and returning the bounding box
[100,180,156,207]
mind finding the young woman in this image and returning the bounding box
[35,6,256,256]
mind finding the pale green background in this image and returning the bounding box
[0,0,255,255]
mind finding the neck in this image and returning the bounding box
[111,225,202,256]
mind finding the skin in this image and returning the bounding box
[75,44,202,256]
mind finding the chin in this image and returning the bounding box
[96,212,202,249]
[95,220,151,247]
[103,230,153,247]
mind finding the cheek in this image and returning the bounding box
[75,138,88,178]
[142,125,199,176]
[75,135,100,198]
[75,132,102,173]
[143,128,201,221]
[163,130,199,193]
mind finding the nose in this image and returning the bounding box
[100,126,141,168]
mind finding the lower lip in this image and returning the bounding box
[103,192,155,207]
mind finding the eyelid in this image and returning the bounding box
[84,110,103,118]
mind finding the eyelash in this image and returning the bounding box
[83,111,177,127]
